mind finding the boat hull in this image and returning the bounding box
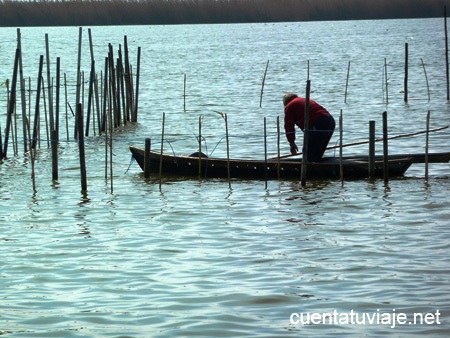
[129,146,415,180]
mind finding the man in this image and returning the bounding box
[283,93,335,162]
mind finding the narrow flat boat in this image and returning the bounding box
[129,146,450,180]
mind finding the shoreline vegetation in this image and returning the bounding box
[0,0,448,27]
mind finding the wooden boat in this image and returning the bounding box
[129,146,449,180]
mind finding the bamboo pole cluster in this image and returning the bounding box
[0,28,141,193]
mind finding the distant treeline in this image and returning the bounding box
[0,0,448,26]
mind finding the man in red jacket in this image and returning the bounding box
[283,93,335,162]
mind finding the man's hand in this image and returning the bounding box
[290,142,298,155]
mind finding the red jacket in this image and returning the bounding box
[284,97,330,143]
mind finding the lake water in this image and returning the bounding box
[1,18,449,337]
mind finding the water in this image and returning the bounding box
[1,19,450,337]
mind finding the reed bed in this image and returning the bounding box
[0,0,447,27]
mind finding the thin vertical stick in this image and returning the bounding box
[144,137,151,179]
[260,60,269,108]
[425,111,430,180]
[301,80,311,187]
[420,58,431,102]
[445,6,449,101]
[85,60,95,136]
[55,57,60,140]
[382,111,389,183]
[64,73,69,141]
[41,77,49,148]
[123,36,134,119]
[384,58,389,104]
[3,48,20,158]
[339,109,344,183]
[183,74,187,112]
[198,115,202,178]
[77,103,87,192]
[276,115,280,179]
[45,33,54,132]
[344,60,350,103]
[17,29,28,153]
[32,55,44,150]
[225,113,231,188]
[159,112,165,189]
[264,117,268,188]
[51,129,58,181]
[74,27,82,138]
[404,42,408,102]
[134,46,141,122]
[369,120,375,178]
[88,28,101,130]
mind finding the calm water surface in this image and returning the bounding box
[1,18,450,337]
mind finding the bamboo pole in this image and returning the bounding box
[51,129,58,181]
[404,42,408,102]
[159,112,165,190]
[344,60,350,103]
[41,77,49,148]
[445,6,449,101]
[301,80,311,187]
[3,48,20,158]
[420,58,431,102]
[382,111,389,183]
[108,44,119,128]
[225,113,231,188]
[198,115,202,178]
[77,103,87,192]
[123,36,134,119]
[339,109,343,183]
[64,73,69,141]
[384,58,389,104]
[74,27,82,138]
[88,28,101,131]
[17,29,28,153]
[425,111,430,180]
[264,116,268,188]
[55,57,60,140]
[144,137,151,179]
[32,55,44,150]
[45,34,54,132]
[369,120,375,178]
[184,74,187,112]
[276,115,280,179]
[85,60,95,136]
[133,46,141,122]
[260,60,269,108]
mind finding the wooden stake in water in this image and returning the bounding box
[264,117,268,188]
[32,55,44,150]
[344,60,350,103]
[159,112,165,189]
[198,115,202,178]
[445,6,449,101]
[369,120,375,178]
[225,113,231,188]
[384,58,389,104]
[382,111,389,183]
[425,111,430,180]
[420,58,431,102]
[17,29,28,153]
[3,48,20,158]
[276,116,280,179]
[260,60,269,108]
[144,137,151,179]
[301,80,311,187]
[339,109,343,183]
[51,129,58,181]
[184,74,187,112]
[404,42,408,102]
[77,103,87,192]
[133,46,141,122]
[45,34,54,132]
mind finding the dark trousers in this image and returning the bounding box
[304,115,335,162]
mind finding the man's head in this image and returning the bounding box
[283,93,298,106]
